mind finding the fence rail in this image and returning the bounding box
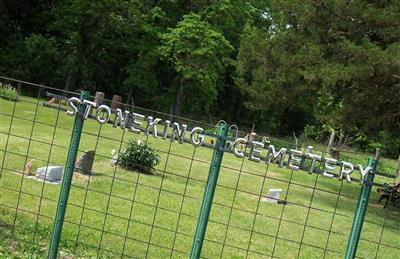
[1,77,400,258]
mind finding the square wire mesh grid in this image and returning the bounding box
[0,77,399,258]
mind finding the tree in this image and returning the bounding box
[159,13,233,116]
[123,6,167,108]
[50,0,141,93]
[200,0,270,124]
[0,0,56,81]
[236,23,318,134]
[237,0,400,156]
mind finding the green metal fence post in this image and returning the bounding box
[190,123,229,259]
[48,91,90,259]
[345,157,379,259]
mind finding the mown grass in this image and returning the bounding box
[1,96,400,258]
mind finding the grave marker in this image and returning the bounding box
[75,151,95,175]
[111,94,122,110]
[36,166,63,182]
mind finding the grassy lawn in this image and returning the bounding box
[1,96,400,258]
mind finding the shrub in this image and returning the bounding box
[117,139,160,174]
[302,124,330,142]
[0,82,18,101]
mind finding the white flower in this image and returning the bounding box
[137,140,144,146]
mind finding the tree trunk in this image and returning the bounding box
[63,71,72,96]
[126,87,133,106]
[173,84,183,118]
[293,132,298,150]
[338,134,344,148]
[169,105,174,122]
[396,154,400,180]
[208,112,213,125]
[235,94,243,122]
[327,129,335,155]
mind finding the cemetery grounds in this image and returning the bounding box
[1,95,400,258]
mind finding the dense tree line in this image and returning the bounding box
[1,1,399,157]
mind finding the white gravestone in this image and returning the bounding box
[262,188,282,204]
[35,166,63,182]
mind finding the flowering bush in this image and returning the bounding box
[0,82,18,100]
[117,139,160,174]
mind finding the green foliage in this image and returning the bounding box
[117,139,160,174]
[302,124,329,143]
[123,6,167,107]
[0,82,18,100]
[236,0,400,155]
[22,34,63,85]
[0,0,399,157]
[159,13,233,113]
[361,130,400,159]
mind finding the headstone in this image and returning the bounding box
[246,132,257,142]
[262,188,282,204]
[262,136,270,149]
[75,151,95,174]
[48,97,61,104]
[23,159,35,176]
[36,166,63,182]
[110,149,118,165]
[94,92,105,106]
[111,94,122,111]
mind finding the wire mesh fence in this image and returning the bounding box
[1,77,400,258]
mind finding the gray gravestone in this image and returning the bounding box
[94,92,105,106]
[75,151,95,174]
[35,166,63,182]
[262,188,282,204]
[111,94,122,111]
[110,149,118,165]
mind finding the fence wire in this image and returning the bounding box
[0,77,400,258]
